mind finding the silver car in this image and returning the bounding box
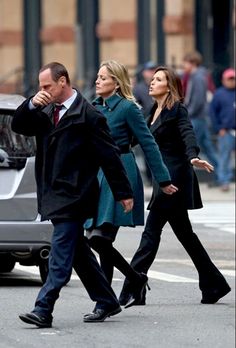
[0,93,53,282]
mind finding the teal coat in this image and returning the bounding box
[84,94,170,228]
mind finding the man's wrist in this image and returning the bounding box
[29,99,37,110]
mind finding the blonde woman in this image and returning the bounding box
[81,60,177,318]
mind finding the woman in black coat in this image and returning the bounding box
[119,66,231,307]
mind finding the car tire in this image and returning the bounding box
[39,259,49,283]
[0,256,15,272]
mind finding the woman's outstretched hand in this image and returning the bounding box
[190,158,214,173]
[161,184,178,195]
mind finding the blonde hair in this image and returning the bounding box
[100,60,136,102]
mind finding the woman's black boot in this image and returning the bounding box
[124,273,150,309]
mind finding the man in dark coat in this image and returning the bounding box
[12,62,134,327]
[182,51,219,187]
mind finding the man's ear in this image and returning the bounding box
[59,76,66,86]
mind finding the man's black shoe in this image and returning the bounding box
[201,285,231,304]
[83,306,122,322]
[19,312,52,328]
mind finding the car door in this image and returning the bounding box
[0,97,38,221]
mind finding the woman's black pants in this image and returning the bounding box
[124,206,227,292]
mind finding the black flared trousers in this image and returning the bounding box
[125,206,227,291]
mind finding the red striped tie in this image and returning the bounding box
[53,105,63,126]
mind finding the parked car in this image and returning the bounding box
[0,93,53,282]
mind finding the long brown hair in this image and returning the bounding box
[154,66,184,110]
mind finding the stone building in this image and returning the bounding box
[0,0,234,96]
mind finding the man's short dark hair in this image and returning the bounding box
[40,62,70,84]
[183,51,203,66]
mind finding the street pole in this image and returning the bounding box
[23,0,42,97]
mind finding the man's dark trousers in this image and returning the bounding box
[33,220,119,319]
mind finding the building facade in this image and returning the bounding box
[0,0,235,96]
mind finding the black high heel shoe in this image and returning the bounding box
[201,283,231,304]
[124,273,150,309]
[119,291,132,306]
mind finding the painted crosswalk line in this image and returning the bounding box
[144,201,235,234]
[12,264,235,283]
[147,270,197,283]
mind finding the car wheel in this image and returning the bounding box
[0,256,15,272]
[39,259,49,283]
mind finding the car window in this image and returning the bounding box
[0,112,36,169]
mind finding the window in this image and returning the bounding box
[0,113,36,169]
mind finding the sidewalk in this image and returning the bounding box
[144,182,235,203]
[197,182,235,202]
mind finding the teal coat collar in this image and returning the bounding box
[93,94,123,110]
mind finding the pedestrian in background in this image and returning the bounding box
[133,61,157,116]
[119,66,231,308]
[12,62,134,327]
[84,60,177,306]
[133,61,157,185]
[210,68,236,191]
[182,51,219,186]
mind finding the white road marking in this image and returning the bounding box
[147,270,197,283]
[15,264,79,280]
[204,223,235,234]
[14,264,40,275]
[144,201,235,234]
[220,270,235,277]
[13,264,235,284]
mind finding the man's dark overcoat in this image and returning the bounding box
[12,91,133,221]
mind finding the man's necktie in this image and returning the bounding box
[53,104,63,126]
